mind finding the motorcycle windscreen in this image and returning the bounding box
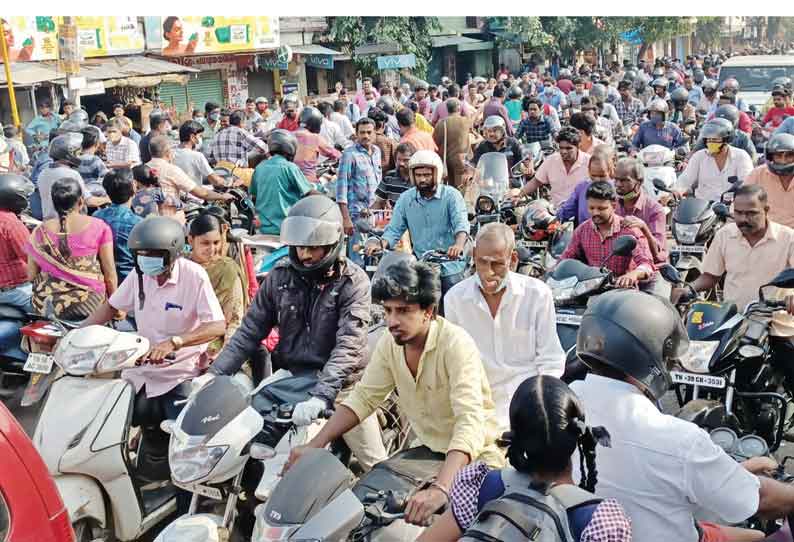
[474,152,510,203]
[685,301,738,341]
[674,197,714,224]
[180,376,250,438]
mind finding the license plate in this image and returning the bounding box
[174,481,223,500]
[522,241,547,248]
[670,370,726,389]
[556,313,582,325]
[23,353,54,374]
[673,245,706,254]
[366,265,378,272]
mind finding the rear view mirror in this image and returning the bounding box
[659,264,682,284]
[611,235,637,257]
[766,268,794,290]
[712,202,730,219]
[653,178,672,192]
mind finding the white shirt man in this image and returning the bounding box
[444,223,565,427]
[321,118,348,150]
[330,110,355,140]
[676,145,753,202]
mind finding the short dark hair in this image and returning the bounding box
[618,80,632,90]
[80,127,99,149]
[556,126,581,147]
[395,142,416,156]
[585,180,616,201]
[363,77,373,84]
[573,77,584,84]
[205,101,220,114]
[735,184,768,204]
[3,125,17,139]
[113,103,125,111]
[317,101,332,116]
[492,86,505,98]
[150,114,169,131]
[132,164,159,187]
[570,112,596,136]
[333,100,346,113]
[179,120,204,142]
[395,108,415,128]
[246,97,255,105]
[371,259,441,310]
[229,111,244,126]
[368,107,388,128]
[355,117,375,132]
[447,83,461,98]
[524,97,542,111]
[103,168,136,204]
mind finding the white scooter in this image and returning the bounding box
[32,325,179,541]
[638,144,677,201]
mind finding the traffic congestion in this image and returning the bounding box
[5,13,794,542]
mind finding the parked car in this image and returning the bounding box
[0,401,74,542]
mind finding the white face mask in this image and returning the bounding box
[474,271,509,293]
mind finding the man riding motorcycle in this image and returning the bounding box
[286,252,504,526]
[571,289,794,542]
[473,115,523,170]
[745,133,794,229]
[0,173,35,311]
[204,195,387,471]
[631,99,686,153]
[669,87,696,135]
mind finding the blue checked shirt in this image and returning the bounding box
[336,143,381,219]
[78,155,110,196]
[93,204,142,285]
[631,120,685,151]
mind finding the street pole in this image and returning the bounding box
[0,22,21,129]
[58,16,81,107]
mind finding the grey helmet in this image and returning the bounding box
[267,129,298,161]
[647,98,669,115]
[280,195,345,280]
[128,216,186,308]
[766,133,794,177]
[0,173,34,214]
[670,87,689,107]
[508,85,523,100]
[590,83,607,103]
[48,133,83,167]
[651,77,668,90]
[483,115,507,134]
[299,106,324,134]
[69,109,89,125]
[692,68,705,84]
[700,118,733,143]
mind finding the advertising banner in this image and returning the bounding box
[0,16,144,63]
[149,16,279,56]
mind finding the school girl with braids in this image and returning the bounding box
[418,375,632,542]
[27,177,117,319]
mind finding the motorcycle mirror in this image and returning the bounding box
[516,245,532,263]
[355,219,372,234]
[659,264,682,284]
[250,442,278,460]
[652,178,672,192]
[712,202,731,219]
[611,235,637,258]
[160,419,175,434]
[765,268,794,290]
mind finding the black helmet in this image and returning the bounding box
[57,119,87,134]
[48,133,83,167]
[590,83,607,102]
[69,109,89,125]
[376,96,395,116]
[714,104,740,128]
[508,85,523,100]
[128,216,185,264]
[670,87,689,106]
[701,79,718,94]
[623,70,637,83]
[692,68,705,84]
[766,133,794,177]
[267,129,298,161]
[280,195,344,280]
[652,67,665,78]
[651,77,667,90]
[0,173,34,214]
[720,78,740,94]
[700,119,732,143]
[299,106,324,134]
[577,289,688,401]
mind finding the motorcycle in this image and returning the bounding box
[32,325,179,541]
[546,235,638,383]
[668,266,794,453]
[470,152,511,235]
[515,199,571,278]
[653,178,734,286]
[638,144,677,200]
[250,447,444,542]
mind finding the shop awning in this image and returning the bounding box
[0,55,198,89]
[431,35,493,52]
[291,44,343,56]
[353,43,402,56]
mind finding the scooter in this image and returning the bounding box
[546,236,637,383]
[32,325,179,541]
[638,144,677,200]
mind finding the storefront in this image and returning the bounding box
[429,35,494,84]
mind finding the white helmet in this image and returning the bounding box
[408,150,444,186]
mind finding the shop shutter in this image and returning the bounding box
[158,82,189,114]
[187,70,224,113]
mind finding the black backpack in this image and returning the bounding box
[460,468,601,542]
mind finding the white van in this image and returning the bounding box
[718,55,794,110]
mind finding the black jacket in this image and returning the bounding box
[211,259,372,404]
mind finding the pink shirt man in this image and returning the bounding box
[110,257,225,398]
[534,150,591,206]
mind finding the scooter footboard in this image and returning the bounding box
[154,513,224,542]
[55,474,106,528]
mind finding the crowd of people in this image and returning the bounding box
[4,49,794,542]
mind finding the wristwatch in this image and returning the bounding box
[170,336,184,351]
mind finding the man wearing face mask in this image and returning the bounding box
[199,102,222,157]
[631,99,686,152]
[745,133,794,229]
[172,121,229,189]
[444,222,565,429]
[676,120,753,202]
[473,115,523,170]
[276,95,300,132]
[372,150,469,315]
[557,145,615,227]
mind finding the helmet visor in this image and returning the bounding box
[280,215,342,247]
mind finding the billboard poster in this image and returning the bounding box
[0,16,144,63]
[150,16,279,56]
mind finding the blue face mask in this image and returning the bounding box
[137,255,168,277]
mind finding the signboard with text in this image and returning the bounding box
[305,54,334,70]
[145,16,279,56]
[0,16,144,63]
[376,54,416,71]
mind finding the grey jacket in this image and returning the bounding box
[211,259,372,405]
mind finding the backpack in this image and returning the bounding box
[460,468,601,542]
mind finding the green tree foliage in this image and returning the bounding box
[694,17,723,50]
[328,17,441,78]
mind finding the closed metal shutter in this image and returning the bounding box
[187,70,224,114]
[158,82,188,113]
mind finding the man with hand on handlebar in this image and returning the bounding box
[559,181,655,289]
[285,253,504,526]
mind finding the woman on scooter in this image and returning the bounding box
[418,375,632,542]
[188,210,247,359]
[26,177,117,320]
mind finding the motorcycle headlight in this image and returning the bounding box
[54,345,109,375]
[674,223,700,244]
[573,277,604,297]
[96,348,142,373]
[169,433,228,484]
[476,196,495,213]
[679,340,719,373]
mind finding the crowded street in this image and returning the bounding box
[5,12,794,542]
